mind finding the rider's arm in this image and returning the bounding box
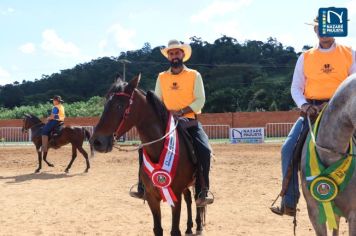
[51,107,59,120]
[188,72,205,113]
[154,77,163,100]
[291,54,308,108]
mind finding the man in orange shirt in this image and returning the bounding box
[271,16,356,216]
[130,39,214,206]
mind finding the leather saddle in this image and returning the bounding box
[176,117,199,165]
[49,121,64,138]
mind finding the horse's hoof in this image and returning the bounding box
[34,169,40,173]
[185,233,193,236]
[196,230,204,235]
[64,169,69,173]
[48,164,54,167]
[84,169,89,173]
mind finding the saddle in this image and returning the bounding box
[176,117,199,165]
[49,121,64,138]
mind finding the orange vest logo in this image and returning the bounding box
[321,64,334,74]
[170,82,179,90]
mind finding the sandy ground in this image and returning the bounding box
[0,143,349,236]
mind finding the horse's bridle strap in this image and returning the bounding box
[112,91,135,137]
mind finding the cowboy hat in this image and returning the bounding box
[305,15,350,26]
[161,39,192,62]
[50,95,64,103]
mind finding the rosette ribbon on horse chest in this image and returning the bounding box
[306,107,355,230]
[143,114,180,207]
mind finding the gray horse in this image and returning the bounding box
[301,73,356,235]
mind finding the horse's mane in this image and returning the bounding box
[25,114,43,124]
[145,90,169,125]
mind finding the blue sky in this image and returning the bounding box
[1,0,355,85]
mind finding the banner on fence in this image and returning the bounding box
[230,127,264,144]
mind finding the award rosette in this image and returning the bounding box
[310,176,338,202]
[152,170,172,188]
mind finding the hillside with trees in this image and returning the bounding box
[0,36,310,119]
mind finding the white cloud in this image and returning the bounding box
[108,24,136,49]
[191,0,252,23]
[98,23,136,55]
[1,7,15,15]
[41,29,80,58]
[19,43,36,54]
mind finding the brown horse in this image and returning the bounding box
[90,75,206,236]
[22,114,93,173]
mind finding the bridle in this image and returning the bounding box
[109,89,178,152]
[110,91,134,138]
[22,117,43,133]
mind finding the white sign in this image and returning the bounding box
[230,127,264,144]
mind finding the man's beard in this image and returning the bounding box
[170,58,183,68]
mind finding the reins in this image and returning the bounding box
[113,120,179,152]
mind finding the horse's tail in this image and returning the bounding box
[82,128,95,158]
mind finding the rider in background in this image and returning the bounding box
[130,39,214,207]
[270,16,356,216]
[41,95,65,153]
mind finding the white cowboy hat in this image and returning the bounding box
[161,39,192,62]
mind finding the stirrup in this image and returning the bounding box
[196,189,214,207]
[269,194,296,217]
[129,184,146,200]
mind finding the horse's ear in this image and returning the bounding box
[126,74,141,92]
[24,114,30,118]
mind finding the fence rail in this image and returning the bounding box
[0,124,231,145]
[265,122,294,138]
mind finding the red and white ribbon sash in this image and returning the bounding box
[143,114,179,207]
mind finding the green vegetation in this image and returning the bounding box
[0,97,104,119]
[0,35,310,119]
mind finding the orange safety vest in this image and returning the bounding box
[54,104,65,121]
[304,44,352,100]
[158,69,198,119]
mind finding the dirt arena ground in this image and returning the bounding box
[0,143,349,235]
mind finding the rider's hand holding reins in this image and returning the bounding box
[301,103,319,117]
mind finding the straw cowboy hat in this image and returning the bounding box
[161,39,192,62]
[50,95,64,103]
[305,16,319,26]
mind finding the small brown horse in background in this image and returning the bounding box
[90,75,206,236]
[22,114,93,173]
